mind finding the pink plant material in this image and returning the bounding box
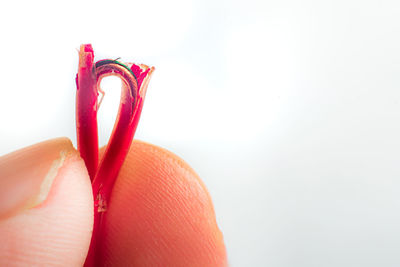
[76,44,154,266]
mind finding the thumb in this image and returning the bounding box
[0,138,93,266]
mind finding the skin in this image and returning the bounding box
[0,139,227,266]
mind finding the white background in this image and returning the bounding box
[1,0,400,266]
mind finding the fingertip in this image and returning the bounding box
[0,139,93,266]
[101,140,227,266]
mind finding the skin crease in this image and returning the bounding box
[0,139,227,266]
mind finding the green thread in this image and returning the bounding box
[95,59,137,80]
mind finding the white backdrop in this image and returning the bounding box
[1,0,400,266]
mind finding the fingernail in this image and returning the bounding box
[0,138,77,219]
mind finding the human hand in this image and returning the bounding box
[0,138,227,266]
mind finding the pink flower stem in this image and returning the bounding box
[76,44,154,266]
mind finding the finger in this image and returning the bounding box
[99,140,227,266]
[0,138,93,266]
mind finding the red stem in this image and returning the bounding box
[76,44,154,266]
[76,45,98,179]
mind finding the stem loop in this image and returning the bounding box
[76,44,154,266]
